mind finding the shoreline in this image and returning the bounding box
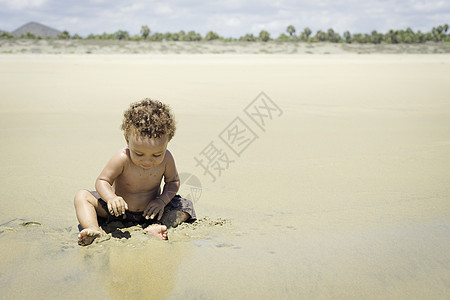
[2,52,450,61]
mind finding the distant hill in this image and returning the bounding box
[12,22,61,38]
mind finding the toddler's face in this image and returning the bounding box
[125,133,169,169]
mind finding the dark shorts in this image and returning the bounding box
[89,191,196,227]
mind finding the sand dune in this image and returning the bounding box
[1,39,450,54]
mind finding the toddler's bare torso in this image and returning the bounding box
[113,148,165,212]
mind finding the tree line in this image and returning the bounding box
[1,24,449,43]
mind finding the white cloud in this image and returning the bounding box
[154,3,173,15]
[252,20,285,34]
[410,0,447,12]
[122,3,145,13]
[225,17,241,27]
[0,0,47,10]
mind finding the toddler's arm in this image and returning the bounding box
[95,150,128,216]
[159,150,180,204]
[143,150,180,220]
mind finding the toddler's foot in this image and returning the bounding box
[78,227,102,246]
[144,224,168,240]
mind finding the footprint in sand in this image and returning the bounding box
[0,218,42,233]
[20,221,42,227]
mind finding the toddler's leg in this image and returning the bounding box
[74,190,108,246]
[161,210,190,229]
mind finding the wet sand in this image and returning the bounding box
[0,54,449,299]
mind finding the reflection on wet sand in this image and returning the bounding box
[78,225,190,299]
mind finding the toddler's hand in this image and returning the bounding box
[143,197,166,221]
[107,196,128,217]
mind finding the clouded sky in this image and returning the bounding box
[1,0,449,37]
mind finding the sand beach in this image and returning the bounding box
[0,49,449,298]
